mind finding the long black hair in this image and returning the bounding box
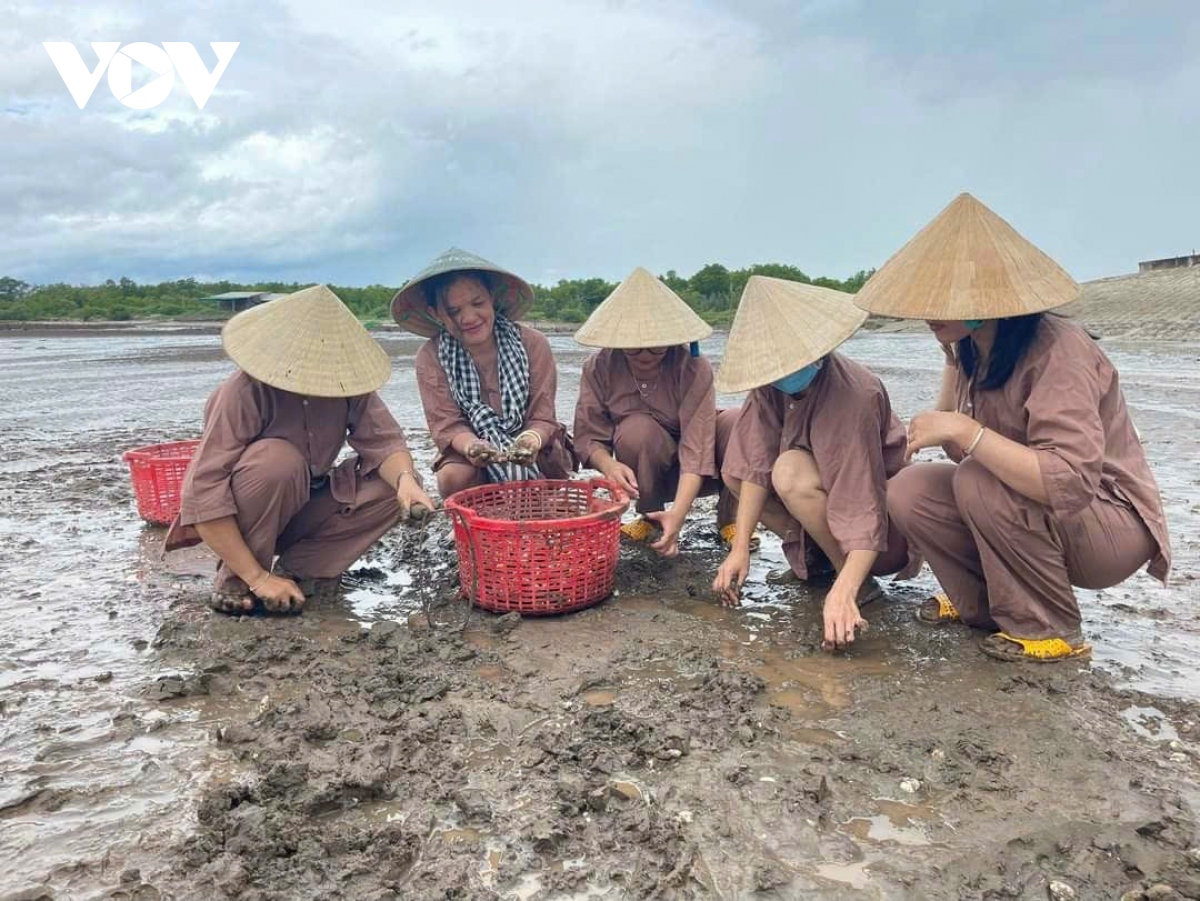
[956,313,1044,389]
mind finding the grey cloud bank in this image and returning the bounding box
[2,0,1197,288]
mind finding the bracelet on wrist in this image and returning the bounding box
[963,425,986,457]
[517,430,543,451]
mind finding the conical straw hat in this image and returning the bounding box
[853,193,1080,320]
[222,285,391,398]
[390,247,535,337]
[715,276,867,393]
[574,267,712,349]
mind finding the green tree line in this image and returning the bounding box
[0,263,873,326]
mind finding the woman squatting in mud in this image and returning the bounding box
[712,275,915,651]
[859,193,1173,663]
[572,268,744,556]
[392,248,576,497]
[165,286,434,615]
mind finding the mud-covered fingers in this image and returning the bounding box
[211,593,253,613]
[721,579,743,608]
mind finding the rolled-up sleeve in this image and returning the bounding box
[812,387,892,554]
[677,357,717,477]
[573,355,613,467]
[178,374,263,526]
[721,388,782,489]
[347,392,409,474]
[521,327,561,445]
[1022,353,1106,518]
[415,340,475,453]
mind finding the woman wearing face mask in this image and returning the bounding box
[713,276,913,650]
[573,268,743,556]
[860,193,1171,663]
[391,248,576,498]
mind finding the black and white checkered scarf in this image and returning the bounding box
[437,314,541,483]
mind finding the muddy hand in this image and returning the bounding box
[407,502,441,524]
[822,587,868,651]
[252,574,305,613]
[506,430,542,466]
[465,441,500,467]
[506,444,535,465]
[713,550,750,608]
[646,509,682,557]
[603,462,639,500]
[397,477,435,522]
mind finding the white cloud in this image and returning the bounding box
[2,0,1198,287]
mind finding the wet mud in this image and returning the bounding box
[1,327,1199,900]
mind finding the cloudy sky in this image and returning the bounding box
[2,0,1198,288]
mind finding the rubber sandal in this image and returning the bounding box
[621,517,658,543]
[719,524,761,552]
[979,631,1092,663]
[916,592,961,625]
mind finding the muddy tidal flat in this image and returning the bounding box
[2,326,1199,900]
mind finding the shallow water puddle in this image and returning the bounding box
[873,797,939,828]
[581,688,618,706]
[475,663,508,683]
[842,796,940,848]
[1121,704,1180,741]
[344,566,413,619]
[844,814,932,847]
[815,859,874,891]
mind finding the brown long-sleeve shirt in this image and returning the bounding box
[954,315,1171,581]
[722,352,906,555]
[415,324,561,454]
[176,370,409,528]
[573,347,718,477]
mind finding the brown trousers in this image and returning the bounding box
[724,461,910,580]
[613,408,738,526]
[215,439,402,592]
[887,460,1156,639]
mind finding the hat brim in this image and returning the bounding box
[222,286,392,398]
[852,193,1081,320]
[714,277,867,393]
[390,270,535,337]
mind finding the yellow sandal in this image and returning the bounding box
[621,517,658,542]
[916,592,961,624]
[980,632,1092,663]
[719,524,761,552]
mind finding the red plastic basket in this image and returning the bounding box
[122,439,201,525]
[444,478,629,615]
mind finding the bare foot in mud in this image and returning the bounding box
[209,574,305,615]
[209,592,255,615]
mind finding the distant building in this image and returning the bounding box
[1138,253,1200,273]
[197,291,288,313]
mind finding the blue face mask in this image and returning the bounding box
[963,319,985,331]
[772,360,823,395]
